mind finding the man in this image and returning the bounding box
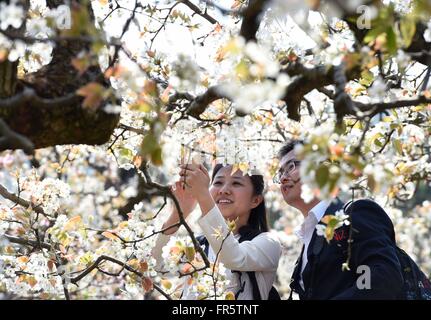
[275,140,404,299]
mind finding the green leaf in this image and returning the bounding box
[79,252,94,266]
[390,123,401,131]
[140,134,158,155]
[413,0,431,17]
[91,40,105,55]
[334,121,346,135]
[386,27,397,55]
[364,27,385,44]
[371,132,385,147]
[393,139,403,155]
[235,59,250,79]
[359,70,375,87]
[374,139,383,147]
[327,217,340,229]
[130,100,153,113]
[151,147,163,166]
[119,147,133,159]
[315,165,329,188]
[327,174,340,195]
[185,247,195,261]
[141,134,163,166]
[400,16,416,48]
[325,228,335,242]
[367,174,377,192]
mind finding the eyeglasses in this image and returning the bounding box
[273,160,301,184]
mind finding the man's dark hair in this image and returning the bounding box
[277,140,304,159]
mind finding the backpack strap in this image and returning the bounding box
[246,271,262,300]
[245,271,281,300]
[343,200,354,215]
[237,229,264,300]
[288,288,294,300]
[269,286,281,300]
[196,235,209,256]
[197,234,258,298]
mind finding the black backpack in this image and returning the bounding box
[344,200,431,300]
[197,233,281,300]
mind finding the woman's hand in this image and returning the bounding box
[179,163,210,200]
[171,181,197,218]
[162,181,197,235]
[179,163,215,216]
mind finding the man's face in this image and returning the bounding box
[278,150,302,205]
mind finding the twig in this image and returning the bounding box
[0,183,53,219]
[211,232,230,300]
[353,117,371,155]
[181,0,218,24]
[149,2,182,50]
[70,255,172,300]
[3,234,51,250]
[118,123,146,135]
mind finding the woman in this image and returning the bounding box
[152,163,281,300]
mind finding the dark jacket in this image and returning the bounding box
[289,198,404,300]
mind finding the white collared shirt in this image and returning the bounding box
[294,200,330,290]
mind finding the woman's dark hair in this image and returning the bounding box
[211,164,269,239]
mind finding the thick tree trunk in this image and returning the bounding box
[2,96,119,148]
[0,61,19,99]
[0,1,27,99]
[0,0,120,150]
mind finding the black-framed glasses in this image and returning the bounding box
[273,160,301,184]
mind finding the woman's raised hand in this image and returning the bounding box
[179,163,215,216]
[162,181,197,235]
[179,163,210,200]
[170,181,197,218]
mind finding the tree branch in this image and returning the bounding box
[181,0,218,24]
[3,234,51,250]
[355,95,431,116]
[185,85,228,118]
[0,87,80,111]
[282,64,337,121]
[0,84,119,149]
[0,183,49,218]
[70,255,172,300]
[0,29,121,47]
[0,118,34,154]
[239,0,270,42]
[333,62,356,123]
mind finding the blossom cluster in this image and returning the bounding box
[161,235,232,299]
[23,177,71,216]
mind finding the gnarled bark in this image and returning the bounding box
[0,0,120,151]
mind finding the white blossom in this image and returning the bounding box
[368,77,387,102]
[170,53,201,92]
[26,178,71,215]
[0,1,25,30]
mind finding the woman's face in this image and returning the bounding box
[209,166,262,222]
